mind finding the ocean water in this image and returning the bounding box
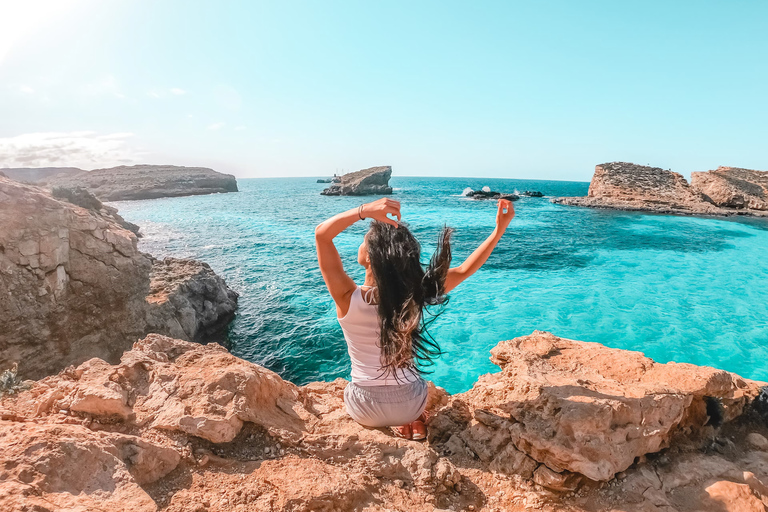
[112,177,768,394]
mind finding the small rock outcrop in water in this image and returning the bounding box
[521,190,544,197]
[553,161,768,217]
[48,164,239,201]
[691,166,768,211]
[2,330,767,511]
[0,166,83,183]
[466,189,519,200]
[321,166,392,196]
[0,177,238,379]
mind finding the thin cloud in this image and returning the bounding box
[169,88,186,95]
[147,90,161,98]
[0,131,140,169]
[207,122,225,130]
[234,125,247,131]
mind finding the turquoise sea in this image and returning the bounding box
[112,177,768,394]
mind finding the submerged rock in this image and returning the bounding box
[2,331,767,511]
[48,164,239,201]
[321,166,393,196]
[553,161,768,218]
[0,177,238,379]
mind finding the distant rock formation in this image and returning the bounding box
[48,164,239,201]
[316,178,333,183]
[1,167,83,183]
[691,166,768,211]
[552,162,768,217]
[321,166,392,196]
[466,189,519,201]
[2,330,767,511]
[0,177,238,380]
[521,190,544,197]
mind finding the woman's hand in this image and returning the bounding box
[495,199,515,232]
[362,198,401,227]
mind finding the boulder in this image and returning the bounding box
[466,189,519,201]
[321,166,393,196]
[428,330,762,482]
[0,177,238,379]
[48,164,238,201]
[691,166,768,211]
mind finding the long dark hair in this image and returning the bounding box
[365,221,453,382]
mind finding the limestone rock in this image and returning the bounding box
[552,161,768,218]
[49,164,238,201]
[429,330,762,482]
[321,166,393,196]
[0,177,238,379]
[705,480,766,512]
[0,166,83,183]
[691,166,768,211]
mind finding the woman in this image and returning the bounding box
[315,197,514,440]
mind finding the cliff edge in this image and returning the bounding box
[48,164,239,201]
[321,166,393,196]
[553,162,768,218]
[0,177,238,379]
[2,331,767,512]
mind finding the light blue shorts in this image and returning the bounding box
[343,378,429,428]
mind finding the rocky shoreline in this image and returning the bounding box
[321,166,393,196]
[0,176,238,379]
[553,162,768,218]
[2,331,767,511]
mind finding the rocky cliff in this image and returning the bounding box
[0,177,238,380]
[553,162,768,218]
[0,167,83,183]
[691,166,768,211]
[2,331,767,512]
[321,166,393,196]
[48,164,239,201]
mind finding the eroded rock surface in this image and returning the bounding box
[0,167,83,183]
[691,166,768,211]
[2,332,767,511]
[49,164,238,201]
[321,166,393,196]
[0,177,238,379]
[553,162,768,218]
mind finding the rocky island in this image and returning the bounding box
[48,164,239,201]
[553,162,768,217]
[321,166,393,196]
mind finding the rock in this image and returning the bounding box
[0,421,158,511]
[321,166,393,196]
[691,166,768,211]
[0,177,238,379]
[316,178,333,183]
[2,331,768,511]
[705,480,766,512]
[553,162,768,218]
[0,166,83,183]
[521,190,544,197]
[430,330,762,482]
[465,189,519,201]
[48,164,238,201]
[747,433,768,451]
[145,258,239,345]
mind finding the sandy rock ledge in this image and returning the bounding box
[2,331,767,512]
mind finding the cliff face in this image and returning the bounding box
[0,177,238,379]
[48,164,239,201]
[2,331,767,512]
[553,162,768,218]
[321,166,393,196]
[691,166,768,211]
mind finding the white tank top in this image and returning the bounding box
[337,286,420,386]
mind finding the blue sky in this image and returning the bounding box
[0,0,766,180]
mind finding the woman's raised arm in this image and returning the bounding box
[315,198,401,315]
[444,199,514,293]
